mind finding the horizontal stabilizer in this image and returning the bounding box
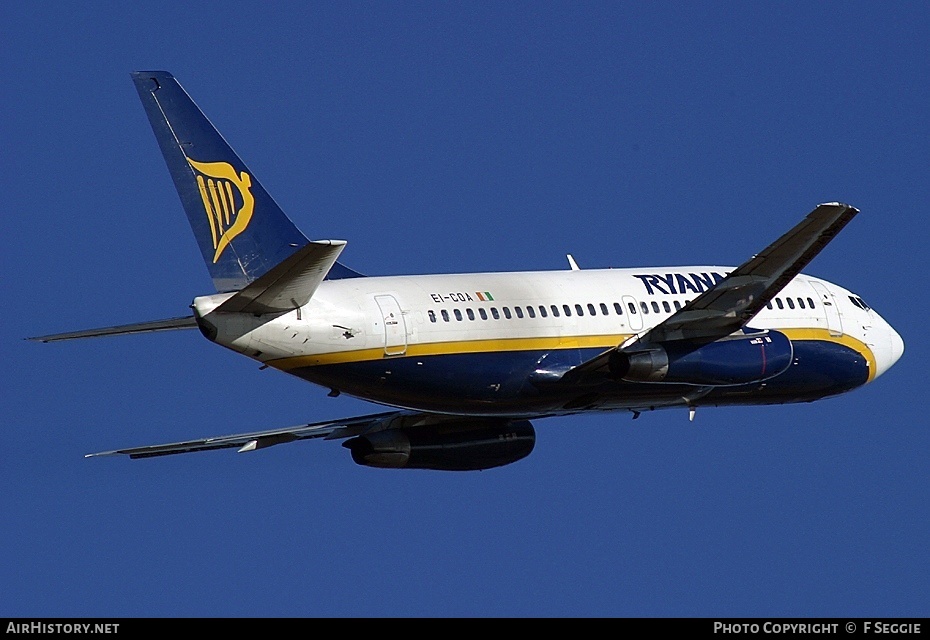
[27,316,198,343]
[214,240,347,314]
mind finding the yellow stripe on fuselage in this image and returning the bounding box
[269,328,876,382]
[270,333,633,370]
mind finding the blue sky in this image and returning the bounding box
[3,2,928,617]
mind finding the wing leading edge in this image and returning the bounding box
[563,202,858,382]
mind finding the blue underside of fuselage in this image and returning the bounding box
[287,340,869,417]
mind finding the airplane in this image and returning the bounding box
[29,71,905,471]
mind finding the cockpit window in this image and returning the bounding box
[849,296,870,310]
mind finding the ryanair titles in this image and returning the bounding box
[634,272,726,296]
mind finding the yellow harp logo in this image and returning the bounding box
[187,157,255,263]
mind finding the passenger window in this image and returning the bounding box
[527,306,536,318]
[539,306,548,318]
[479,308,488,320]
[651,301,660,313]
[628,302,637,315]
[454,309,463,321]
[491,307,500,320]
[588,303,597,316]
[575,304,584,316]
[466,308,475,320]
[515,307,524,319]
[640,302,649,314]
[786,298,795,310]
[673,300,682,311]
[807,297,816,308]
[563,305,572,317]
[600,303,609,315]
[662,301,671,313]
[766,301,773,310]
[503,307,512,319]
[798,297,806,309]
[551,305,560,317]
[614,302,623,315]
[775,298,784,310]
[428,310,437,323]
[441,310,450,322]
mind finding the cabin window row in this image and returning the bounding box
[427,294,820,323]
[426,299,693,323]
[765,296,817,311]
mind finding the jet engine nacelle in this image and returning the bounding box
[343,421,535,471]
[609,329,793,386]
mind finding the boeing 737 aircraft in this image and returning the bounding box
[30,71,904,470]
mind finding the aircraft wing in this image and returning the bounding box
[27,316,198,343]
[563,202,858,382]
[85,409,440,459]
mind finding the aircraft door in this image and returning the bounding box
[622,295,643,331]
[374,294,408,356]
[810,281,844,337]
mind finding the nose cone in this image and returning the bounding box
[873,323,904,379]
[889,326,905,366]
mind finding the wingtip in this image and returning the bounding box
[131,70,173,77]
[85,451,117,458]
[819,201,858,211]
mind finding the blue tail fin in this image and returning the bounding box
[132,71,362,292]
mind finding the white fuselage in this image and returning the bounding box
[192,267,903,417]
